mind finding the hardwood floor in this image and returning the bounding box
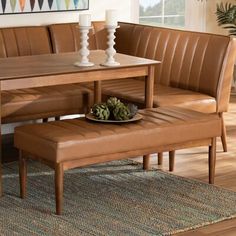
[136,96,236,235]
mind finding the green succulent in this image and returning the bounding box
[90,97,139,121]
[92,103,110,120]
[127,103,138,118]
[106,97,122,111]
[113,103,131,121]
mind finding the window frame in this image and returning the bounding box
[132,0,206,31]
[139,0,185,27]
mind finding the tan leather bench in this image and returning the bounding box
[14,107,221,215]
[0,26,93,123]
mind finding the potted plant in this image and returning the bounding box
[216,2,236,92]
[216,2,236,35]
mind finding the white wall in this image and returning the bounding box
[186,0,234,35]
[0,0,135,27]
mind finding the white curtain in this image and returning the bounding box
[185,0,207,32]
[130,0,139,23]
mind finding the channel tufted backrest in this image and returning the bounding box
[0,26,51,57]
[49,21,107,53]
[116,23,235,97]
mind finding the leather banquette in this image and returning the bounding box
[0,24,103,123]
[101,22,236,152]
[105,22,236,116]
[1,22,236,155]
[49,22,235,152]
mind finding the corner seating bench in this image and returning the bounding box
[102,22,236,155]
[45,22,236,161]
[100,22,236,166]
[1,22,235,153]
[1,22,235,204]
[14,107,221,215]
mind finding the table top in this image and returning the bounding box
[0,50,160,81]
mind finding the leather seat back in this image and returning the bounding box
[0,25,90,123]
[49,21,107,53]
[0,26,51,57]
[116,22,236,112]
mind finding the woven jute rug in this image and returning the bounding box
[1,160,236,236]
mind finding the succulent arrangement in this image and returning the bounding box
[92,103,110,120]
[91,97,138,121]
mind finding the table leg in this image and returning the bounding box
[145,65,155,108]
[143,65,155,169]
[94,81,102,103]
[0,87,2,197]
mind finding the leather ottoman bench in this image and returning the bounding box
[14,107,221,215]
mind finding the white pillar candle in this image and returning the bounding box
[105,9,118,26]
[79,14,91,27]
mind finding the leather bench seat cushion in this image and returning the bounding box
[14,107,221,163]
[100,79,217,114]
[2,84,93,124]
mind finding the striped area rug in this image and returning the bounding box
[1,160,236,236]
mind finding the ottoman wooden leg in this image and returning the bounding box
[209,137,216,184]
[143,155,150,170]
[19,150,27,199]
[169,150,175,172]
[157,153,163,165]
[55,163,64,215]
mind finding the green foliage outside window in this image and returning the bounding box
[139,0,185,28]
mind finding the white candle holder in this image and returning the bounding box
[74,26,94,67]
[101,25,120,67]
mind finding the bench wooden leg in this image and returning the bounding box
[219,113,227,152]
[143,155,150,170]
[169,150,175,172]
[209,137,216,184]
[157,153,163,165]
[55,163,64,215]
[19,150,27,199]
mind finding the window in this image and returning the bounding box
[139,0,185,28]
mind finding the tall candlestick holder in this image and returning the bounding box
[101,25,120,67]
[74,26,94,67]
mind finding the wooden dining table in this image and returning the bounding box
[0,50,160,196]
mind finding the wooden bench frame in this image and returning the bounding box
[19,137,216,215]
